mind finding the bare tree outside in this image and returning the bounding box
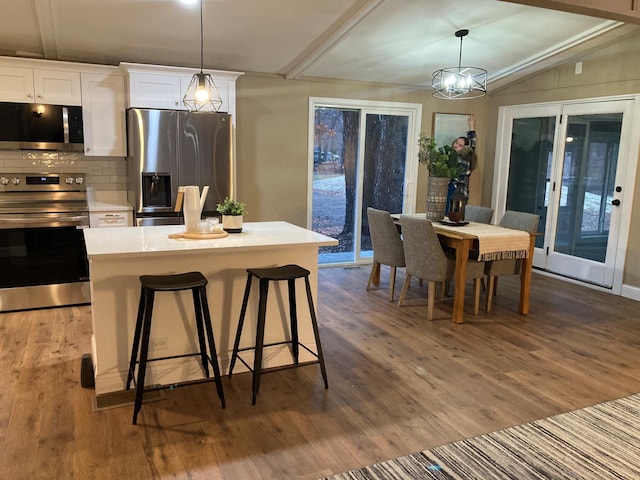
[312,106,408,263]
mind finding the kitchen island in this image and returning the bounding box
[83,222,337,395]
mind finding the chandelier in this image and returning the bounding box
[182,0,222,112]
[431,29,487,100]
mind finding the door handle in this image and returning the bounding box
[611,199,621,206]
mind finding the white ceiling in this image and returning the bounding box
[0,0,638,92]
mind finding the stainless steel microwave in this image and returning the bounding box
[0,102,84,151]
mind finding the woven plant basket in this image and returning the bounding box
[426,176,449,221]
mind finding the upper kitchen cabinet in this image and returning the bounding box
[121,63,243,119]
[0,65,82,105]
[81,71,127,157]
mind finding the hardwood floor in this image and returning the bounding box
[1,266,640,479]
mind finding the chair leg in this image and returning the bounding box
[199,286,226,409]
[486,275,495,312]
[473,278,481,315]
[427,281,436,321]
[192,288,210,377]
[388,266,397,302]
[304,276,328,389]
[366,261,381,290]
[229,273,253,377]
[398,274,412,306]
[126,289,146,391]
[133,289,154,425]
[287,279,299,364]
[251,279,269,405]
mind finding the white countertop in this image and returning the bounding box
[83,221,338,259]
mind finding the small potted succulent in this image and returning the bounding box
[216,197,246,233]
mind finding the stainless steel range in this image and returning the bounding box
[0,173,90,312]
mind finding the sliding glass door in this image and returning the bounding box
[309,98,421,265]
[496,99,636,289]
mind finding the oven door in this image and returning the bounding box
[0,215,90,311]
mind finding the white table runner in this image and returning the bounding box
[437,221,531,261]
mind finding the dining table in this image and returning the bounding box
[392,214,537,324]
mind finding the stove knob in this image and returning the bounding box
[75,177,84,184]
[65,177,74,184]
[0,177,8,186]
[11,177,20,185]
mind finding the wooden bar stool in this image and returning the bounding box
[228,264,328,405]
[126,271,225,425]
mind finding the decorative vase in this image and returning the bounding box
[222,214,243,233]
[426,176,450,221]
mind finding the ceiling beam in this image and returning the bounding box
[34,0,59,59]
[499,0,640,24]
[284,0,387,80]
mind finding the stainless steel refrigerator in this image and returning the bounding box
[126,108,233,226]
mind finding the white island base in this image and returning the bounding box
[83,222,337,396]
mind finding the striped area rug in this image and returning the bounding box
[323,393,640,480]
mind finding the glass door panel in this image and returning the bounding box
[498,99,634,289]
[359,113,408,257]
[553,113,621,262]
[312,106,358,264]
[545,102,630,288]
[506,116,556,250]
[310,100,418,266]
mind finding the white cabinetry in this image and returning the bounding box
[122,63,242,118]
[128,73,184,109]
[80,71,127,157]
[0,66,82,105]
[90,211,133,228]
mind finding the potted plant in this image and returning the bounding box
[216,197,246,233]
[418,133,464,221]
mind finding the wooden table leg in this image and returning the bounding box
[519,234,536,315]
[452,238,472,324]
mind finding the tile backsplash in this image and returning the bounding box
[0,151,127,191]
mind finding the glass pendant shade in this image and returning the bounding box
[183,72,222,112]
[432,29,487,100]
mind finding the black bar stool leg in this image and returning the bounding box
[199,286,226,408]
[305,276,328,389]
[288,279,299,364]
[192,288,210,377]
[126,289,146,390]
[133,289,154,425]
[229,273,253,377]
[251,278,269,405]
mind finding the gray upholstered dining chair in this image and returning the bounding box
[398,215,485,320]
[464,205,494,224]
[366,207,406,301]
[484,210,540,312]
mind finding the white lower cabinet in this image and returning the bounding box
[89,211,133,228]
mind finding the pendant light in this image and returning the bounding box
[431,29,487,100]
[182,0,222,112]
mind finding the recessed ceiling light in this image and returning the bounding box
[179,0,198,5]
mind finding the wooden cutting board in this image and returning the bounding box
[168,231,229,240]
